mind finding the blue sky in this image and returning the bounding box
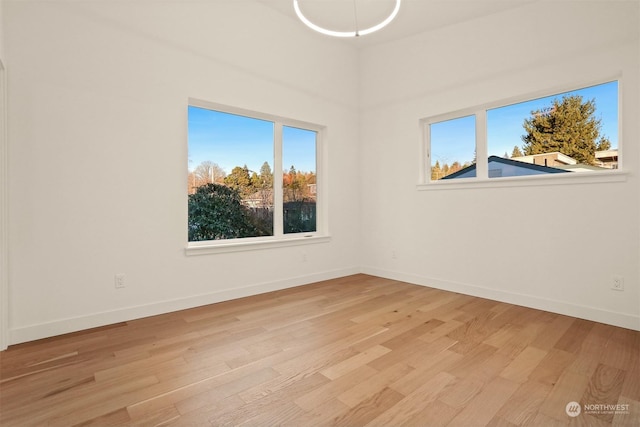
[189,81,618,176]
[188,107,316,175]
[283,126,317,174]
[431,81,619,166]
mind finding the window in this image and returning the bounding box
[187,100,323,248]
[283,126,317,234]
[429,115,476,180]
[423,81,620,185]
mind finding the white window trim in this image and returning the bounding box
[417,170,628,191]
[419,77,624,189]
[186,99,328,255]
[0,60,8,351]
[186,234,331,256]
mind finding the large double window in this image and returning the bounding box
[422,80,620,185]
[187,100,323,249]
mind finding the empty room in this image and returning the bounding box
[0,0,639,425]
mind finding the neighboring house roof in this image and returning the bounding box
[512,152,577,166]
[595,149,618,159]
[441,155,570,179]
[556,164,605,172]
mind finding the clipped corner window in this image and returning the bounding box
[187,100,326,253]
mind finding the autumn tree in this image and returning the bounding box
[195,161,226,184]
[282,166,316,233]
[187,172,198,194]
[283,166,316,202]
[188,161,227,193]
[431,161,443,180]
[521,95,611,165]
[449,161,463,175]
[283,166,301,202]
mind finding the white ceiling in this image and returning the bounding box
[260,0,538,48]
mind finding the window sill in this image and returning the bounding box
[185,234,331,256]
[417,170,629,191]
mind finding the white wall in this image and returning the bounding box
[0,0,8,350]
[0,0,4,60]
[6,1,640,345]
[359,1,640,330]
[5,1,361,343]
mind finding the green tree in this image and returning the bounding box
[224,165,253,197]
[188,183,263,241]
[259,161,273,188]
[253,161,274,209]
[511,146,524,158]
[521,95,611,165]
[250,171,260,189]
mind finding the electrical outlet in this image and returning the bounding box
[391,250,397,259]
[302,252,308,262]
[115,274,126,289]
[611,276,624,291]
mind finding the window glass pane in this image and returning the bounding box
[430,115,476,180]
[188,106,274,241]
[487,81,618,178]
[283,126,317,234]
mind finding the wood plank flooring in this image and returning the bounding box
[0,274,638,426]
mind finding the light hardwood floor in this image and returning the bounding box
[0,274,638,426]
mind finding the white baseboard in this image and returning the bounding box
[9,267,360,345]
[361,266,640,331]
[9,265,638,345]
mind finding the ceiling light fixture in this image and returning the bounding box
[293,0,401,38]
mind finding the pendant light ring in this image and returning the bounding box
[293,0,401,38]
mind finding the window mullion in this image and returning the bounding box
[420,120,429,183]
[273,123,284,237]
[475,110,488,179]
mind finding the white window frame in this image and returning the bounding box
[186,99,329,255]
[0,60,8,350]
[418,78,628,191]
